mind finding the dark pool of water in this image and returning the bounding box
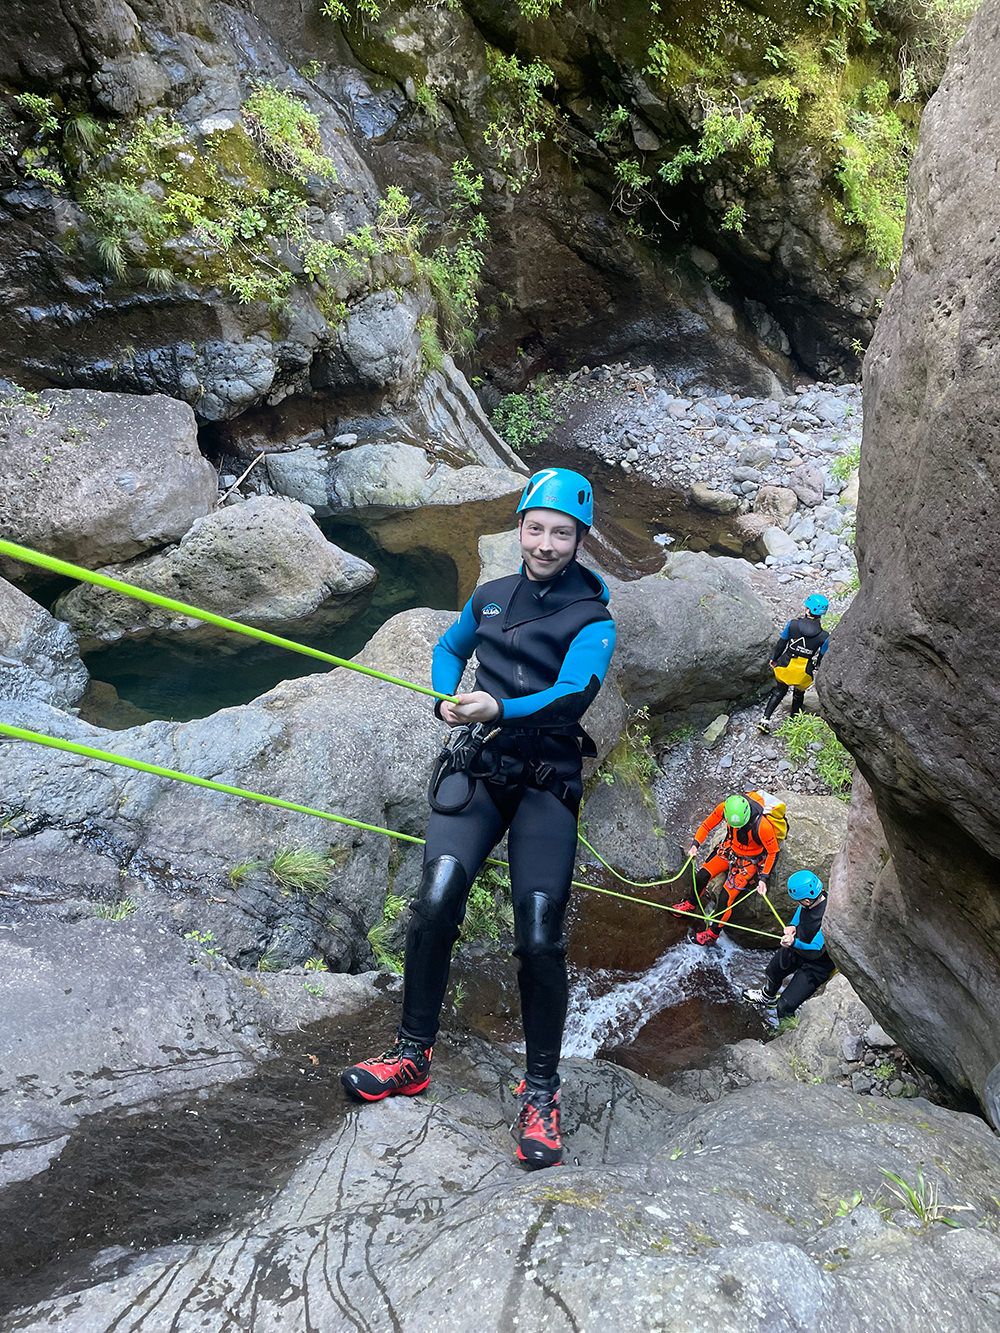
[80,519,459,725]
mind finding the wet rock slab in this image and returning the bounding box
[4,1030,999,1331]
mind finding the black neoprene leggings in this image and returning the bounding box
[763,683,806,718]
[400,771,578,1088]
[765,947,835,1019]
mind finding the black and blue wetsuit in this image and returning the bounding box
[763,896,835,1018]
[763,614,830,719]
[401,559,616,1090]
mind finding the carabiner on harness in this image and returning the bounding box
[427,723,501,814]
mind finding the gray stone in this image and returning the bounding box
[819,5,1000,1119]
[762,526,798,557]
[0,390,217,585]
[0,577,88,709]
[9,1065,1000,1330]
[0,917,378,1187]
[865,1022,896,1050]
[690,246,720,274]
[611,552,773,720]
[753,485,799,528]
[812,391,850,425]
[690,481,739,515]
[842,1034,864,1062]
[738,442,777,469]
[269,444,525,597]
[318,289,421,395]
[787,464,825,507]
[851,1072,874,1094]
[54,497,377,645]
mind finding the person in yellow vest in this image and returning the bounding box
[758,594,830,733]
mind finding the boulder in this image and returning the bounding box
[313,289,421,397]
[268,443,525,599]
[691,481,740,515]
[672,974,874,1101]
[0,390,217,585]
[8,1031,1000,1330]
[0,605,464,970]
[787,464,825,508]
[0,576,87,709]
[819,1,1000,1116]
[753,485,799,528]
[761,526,798,557]
[53,497,376,645]
[611,551,773,722]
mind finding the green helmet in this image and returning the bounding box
[723,794,752,828]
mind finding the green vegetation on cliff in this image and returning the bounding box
[2,84,489,356]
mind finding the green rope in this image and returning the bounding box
[579,832,787,932]
[0,722,782,941]
[576,834,693,889]
[0,539,456,704]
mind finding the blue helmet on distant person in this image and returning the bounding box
[516,468,594,528]
[804,594,829,616]
[787,869,824,901]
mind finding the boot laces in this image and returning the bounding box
[378,1039,425,1067]
[517,1083,559,1139]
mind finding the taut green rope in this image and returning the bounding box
[0,722,782,941]
[0,539,456,703]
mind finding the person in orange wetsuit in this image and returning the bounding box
[673,792,781,946]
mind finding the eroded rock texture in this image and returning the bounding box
[819,0,1000,1116]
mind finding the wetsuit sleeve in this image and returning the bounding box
[496,619,616,726]
[431,598,478,699]
[758,817,780,880]
[813,635,830,673]
[694,803,725,845]
[770,621,792,663]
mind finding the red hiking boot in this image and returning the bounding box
[513,1080,563,1169]
[340,1037,432,1102]
[673,899,698,914]
[692,926,720,947]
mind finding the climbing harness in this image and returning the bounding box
[0,722,783,940]
[0,539,456,704]
[427,723,501,814]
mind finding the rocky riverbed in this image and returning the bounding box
[518,363,860,583]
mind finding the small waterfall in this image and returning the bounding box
[563,937,762,1059]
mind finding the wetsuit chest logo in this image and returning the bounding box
[482,603,502,617]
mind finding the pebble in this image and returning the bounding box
[865,1023,896,1049]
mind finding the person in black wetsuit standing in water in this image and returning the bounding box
[341,468,616,1169]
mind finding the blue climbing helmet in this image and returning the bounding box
[516,468,594,528]
[804,594,829,617]
[787,869,824,902]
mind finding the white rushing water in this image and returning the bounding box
[562,936,763,1059]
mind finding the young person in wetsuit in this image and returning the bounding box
[341,468,616,1170]
[743,869,835,1019]
[759,594,831,732]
